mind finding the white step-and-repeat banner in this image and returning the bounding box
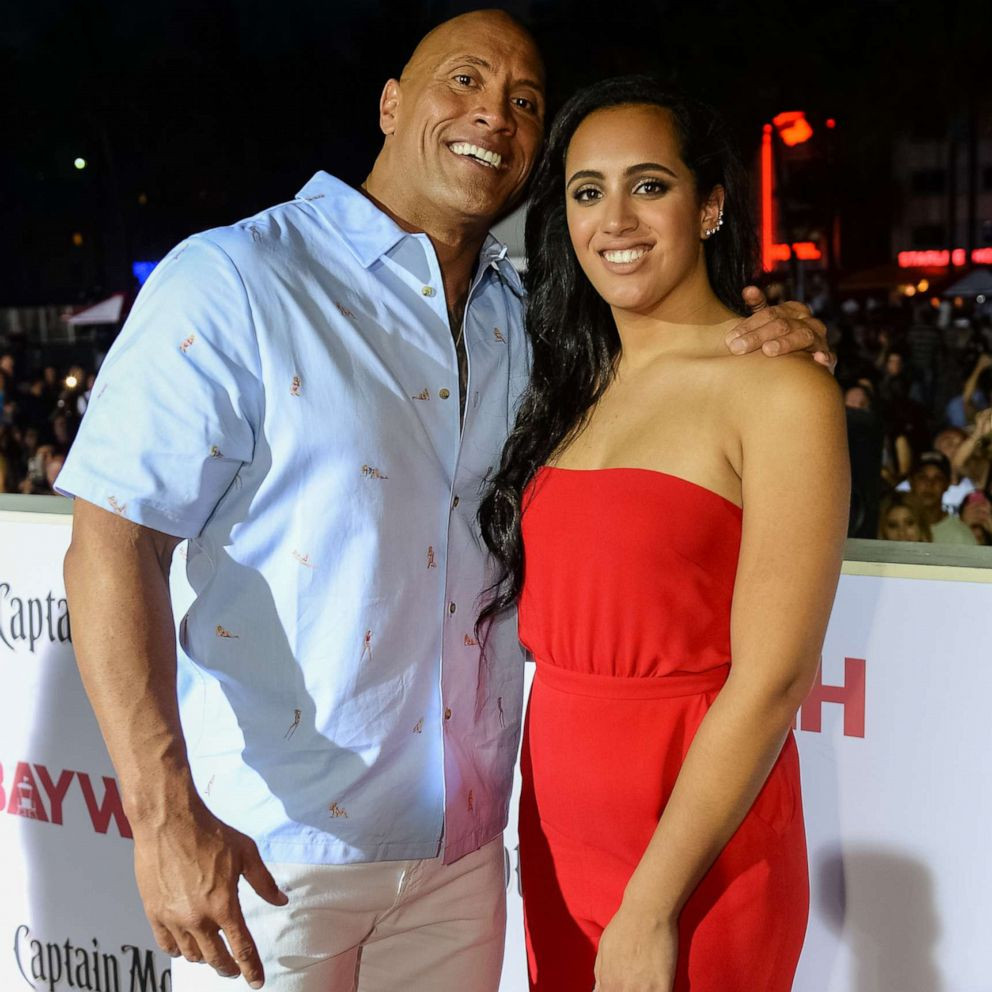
[1,508,990,992]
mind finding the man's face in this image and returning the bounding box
[909,465,948,513]
[383,15,545,226]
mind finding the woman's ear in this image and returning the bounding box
[700,185,726,240]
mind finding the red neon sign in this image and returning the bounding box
[898,248,992,268]
[772,111,814,147]
[761,122,824,270]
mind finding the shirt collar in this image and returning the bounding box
[296,171,513,279]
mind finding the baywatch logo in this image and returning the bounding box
[796,657,866,738]
[0,582,72,652]
[14,926,170,991]
[0,761,131,838]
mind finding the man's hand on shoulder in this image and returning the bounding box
[725,285,835,372]
[133,794,287,990]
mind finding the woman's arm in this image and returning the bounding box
[594,359,849,991]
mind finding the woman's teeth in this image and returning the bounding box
[450,143,502,169]
[603,247,648,264]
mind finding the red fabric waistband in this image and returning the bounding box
[533,662,730,700]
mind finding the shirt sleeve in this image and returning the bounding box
[55,235,264,538]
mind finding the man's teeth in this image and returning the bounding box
[603,248,648,264]
[450,143,502,169]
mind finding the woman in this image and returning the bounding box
[877,491,932,542]
[479,78,849,991]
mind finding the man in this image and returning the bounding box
[908,451,977,544]
[58,10,832,991]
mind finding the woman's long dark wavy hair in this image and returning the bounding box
[477,76,758,630]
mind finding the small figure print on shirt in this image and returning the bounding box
[292,550,315,569]
[361,629,373,663]
[284,709,302,740]
[179,334,195,354]
[215,624,239,639]
[290,375,303,397]
[334,301,355,319]
[413,717,424,734]
[328,802,348,818]
[427,546,437,569]
[205,774,216,797]
[209,445,223,459]
[248,225,263,244]
[493,327,506,343]
[361,464,388,480]
[412,388,431,401]
[464,633,477,646]
[467,789,475,813]
[107,495,127,516]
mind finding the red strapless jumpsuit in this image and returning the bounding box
[517,467,808,991]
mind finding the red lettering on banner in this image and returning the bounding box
[6,762,50,821]
[34,766,75,825]
[800,657,866,738]
[76,772,133,838]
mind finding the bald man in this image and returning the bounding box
[58,10,831,992]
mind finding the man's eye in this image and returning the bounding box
[454,74,474,86]
[512,97,536,113]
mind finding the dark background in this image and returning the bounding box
[3,0,989,304]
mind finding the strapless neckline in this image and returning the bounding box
[535,464,742,513]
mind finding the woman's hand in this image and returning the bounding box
[593,902,678,992]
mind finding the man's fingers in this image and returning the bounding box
[173,928,204,964]
[242,847,288,906]
[220,911,266,990]
[194,927,241,978]
[741,284,767,312]
[150,922,181,958]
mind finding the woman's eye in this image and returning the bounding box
[573,187,601,203]
[635,179,669,195]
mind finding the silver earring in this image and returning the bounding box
[703,207,725,239]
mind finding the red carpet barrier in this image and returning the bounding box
[1,507,990,992]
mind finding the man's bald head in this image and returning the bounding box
[400,10,543,87]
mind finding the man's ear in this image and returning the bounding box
[379,79,400,137]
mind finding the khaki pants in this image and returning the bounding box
[172,837,507,992]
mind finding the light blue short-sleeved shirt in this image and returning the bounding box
[57,172,530,865]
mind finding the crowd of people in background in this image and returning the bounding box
[0,353,94,495]
[836,298,992,545]
[2,295,992,548]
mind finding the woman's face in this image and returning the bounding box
[563,104,720,318]
[882,506,922,542]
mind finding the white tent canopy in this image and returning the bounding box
[942,267,992,297]
[64,293,125,325]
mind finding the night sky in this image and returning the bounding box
[3,0,989,305]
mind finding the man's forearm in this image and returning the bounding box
[64,503,198,826]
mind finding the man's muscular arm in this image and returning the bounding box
[725,285,836,371]
[64,499,286,990]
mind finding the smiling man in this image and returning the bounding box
[56,10,830,992]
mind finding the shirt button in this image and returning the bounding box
[421,286,436,297]
[439,388,451,399]
[449,602,457,614]
[452,495,460,508]
[444,707,452,720]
